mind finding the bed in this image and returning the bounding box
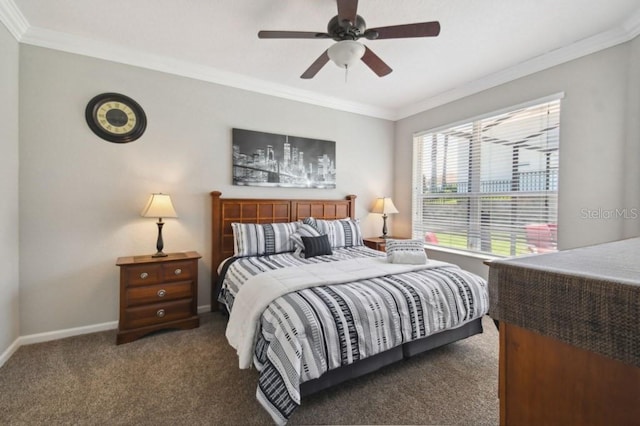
[210,191,489,424]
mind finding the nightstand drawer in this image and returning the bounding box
[363,237,406,252]
[126,281,193,307]
[125,264,162,286]
[161,260,195,282]
[122,299,193,330]
[365,240,387,251]
[116,251,201,344]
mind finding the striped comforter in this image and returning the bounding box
[218,246,488,424]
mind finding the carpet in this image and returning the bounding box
[0,313,498,425]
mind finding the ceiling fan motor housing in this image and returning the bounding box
[328,15,368,40]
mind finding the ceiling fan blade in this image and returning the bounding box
[258,30,330,39]
[361,46,392,77]
[368,21,441,39]
[337,0,358,25]
[300,50,330,79]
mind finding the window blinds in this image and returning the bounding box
[412,98,560,256]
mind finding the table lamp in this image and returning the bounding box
[371,197,399,238]
[140,193,178,257]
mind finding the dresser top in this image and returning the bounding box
[488,237,640,367]
[116,251,201,266]
[491,237,640,286]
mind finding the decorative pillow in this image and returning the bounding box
[302,217,363,248]
[385,239,428,265]
[301,234,333,258]
[290,223,323,256]
[231,222,298,257]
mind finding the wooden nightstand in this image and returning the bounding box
[116,251,201,344]
[363,237,405,252]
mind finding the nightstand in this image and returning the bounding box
[116,251,201,344]
[363,237,405,252]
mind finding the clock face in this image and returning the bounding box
[85,93,147,143]
[96,101,137,135]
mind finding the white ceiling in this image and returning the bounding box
[3,0,640,119]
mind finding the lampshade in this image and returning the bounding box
[140,193,178,219]
[371,197,399,215]
[328,40,366,69]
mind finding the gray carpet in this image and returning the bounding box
[0,313,498,425]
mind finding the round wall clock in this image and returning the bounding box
[85,93,147,143]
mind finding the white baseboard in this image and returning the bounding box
[197,304,211,314]
[0,337,20,368]
[0,304,213,367]
[18,320,119,346]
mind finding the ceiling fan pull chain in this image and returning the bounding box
[345,65,348,83]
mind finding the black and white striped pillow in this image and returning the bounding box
[290,223,323,256]
[302,217,363,248]
[231,222,298,257]
[385,239,428,264]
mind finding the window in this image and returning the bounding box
[412,96,561,257]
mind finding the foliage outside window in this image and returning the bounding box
[412,97,561,257]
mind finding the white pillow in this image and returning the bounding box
[385,239,428,265]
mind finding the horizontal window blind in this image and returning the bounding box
[412,99,560,256]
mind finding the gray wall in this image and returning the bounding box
[18,46,394,335]
[10,32,640,339]
[394,37,640,278]
[0,24,20,356]
[624,35,640,237]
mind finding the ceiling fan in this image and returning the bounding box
[258,0,440,79]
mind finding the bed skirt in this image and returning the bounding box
[300,317,484,396]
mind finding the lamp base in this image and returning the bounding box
[380,214,389,239]
[152,221,167,258]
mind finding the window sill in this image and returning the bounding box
[423,243,504,262]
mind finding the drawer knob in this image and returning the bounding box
[140,272,149,279]
[156,309,166,318]
[157,289,166,298]
[174,268,182,275]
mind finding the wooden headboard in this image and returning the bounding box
[210,191,356,310]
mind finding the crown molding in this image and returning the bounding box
[0,0,28,40]
[396,8,640,120]
[622,7,640,39]
[19,26,396,120]
[5,1,640,121]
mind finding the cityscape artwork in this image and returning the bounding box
[232,128,336,189]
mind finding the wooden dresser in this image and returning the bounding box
[116,251,201,344]
[487,238,640,425]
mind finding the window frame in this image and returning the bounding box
[412,93,563,257]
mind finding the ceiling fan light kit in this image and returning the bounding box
[327,40,365,69]
[258,0,440,79]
